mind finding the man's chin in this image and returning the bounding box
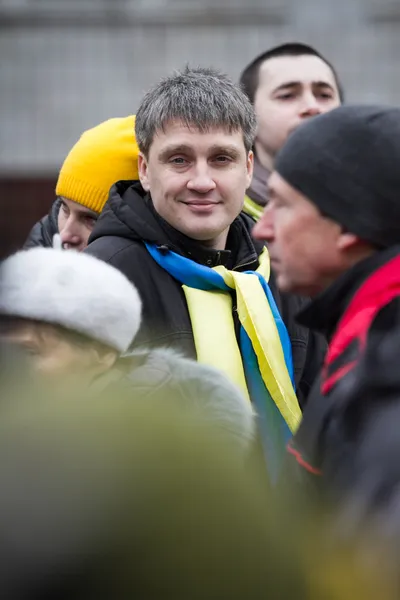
[275,270,297,294]
[276,273,316,298]
[180,220,229,242]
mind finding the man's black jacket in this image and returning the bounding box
[85,180,326,408]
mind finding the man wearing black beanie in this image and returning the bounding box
[253,105,400,515]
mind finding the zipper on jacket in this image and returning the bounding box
[232,255,258,272]
[156,244,170,255]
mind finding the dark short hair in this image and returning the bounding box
[239,42,344,105]
[135,66,257,156]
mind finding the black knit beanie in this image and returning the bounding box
[275,105,400,248]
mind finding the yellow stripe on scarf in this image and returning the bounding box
[183,287,251,401]
[182,248,301,433]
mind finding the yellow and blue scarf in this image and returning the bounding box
[145,243,301,481]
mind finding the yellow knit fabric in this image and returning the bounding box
[56,115,139,214]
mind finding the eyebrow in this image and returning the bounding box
[208,144,242,159]
[273,80,335,94]
[60,199,98,218]
[158,144,193,160]
[78,208,98,218]
[158,143,242,161]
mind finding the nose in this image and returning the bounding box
[253,205,275,242]
[299,93,321,118]
[59,217,83,249]
[187,163,216,194]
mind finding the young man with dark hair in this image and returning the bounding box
[240,42,343,220]
[85,66,326,479]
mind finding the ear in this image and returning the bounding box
[246,150,254,188]
[336,230,359,251]
[138,153,150,192]
[90,346,118,377]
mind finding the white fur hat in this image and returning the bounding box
[0,248,142,353]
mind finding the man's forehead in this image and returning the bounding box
[152,120,245,150]
[258,54,337,91]
[269,171,296,198]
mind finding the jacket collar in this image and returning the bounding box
[149,199,261,270]
[147,199,232,268]
[104,181,263,271]
[297,246,400,340]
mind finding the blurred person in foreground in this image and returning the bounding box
[239,42,343,220]
[253,105,400,516]
[0,391,299,600]
[85,65,328,481]
[0,379,395,598]
[0,247,255,454]
[23,116,139,251]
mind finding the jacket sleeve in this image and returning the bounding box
[323,298,400,519]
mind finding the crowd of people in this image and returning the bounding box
[1,41,400,597]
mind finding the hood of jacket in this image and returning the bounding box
[89,180,264,270]
[23,198,62,250]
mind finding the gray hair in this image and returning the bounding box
[135,66,257,156]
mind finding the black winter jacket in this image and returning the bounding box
[287,246,400,509]
[23,198,61,249]
[85,181,326,408]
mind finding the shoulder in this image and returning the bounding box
[370,295,400,336]
[127,348,255,447]
[84,238,184,325]
[148,348,255,435]
[129,347,248,405]
[84,237,177,294]
[362,296,400,377]
[85,237,150,270]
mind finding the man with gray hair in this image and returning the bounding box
[85,66,325,478]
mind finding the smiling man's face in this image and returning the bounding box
[138,120,254,250]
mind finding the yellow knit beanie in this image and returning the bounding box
[56,115,139,214]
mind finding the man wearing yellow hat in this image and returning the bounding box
[24,115,139,251]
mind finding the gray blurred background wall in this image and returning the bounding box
[0,0,399,255]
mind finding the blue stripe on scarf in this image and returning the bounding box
[240,328,292,483]
[145,242,295,480]
[146,243,230,291]
[248,271,294,385]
